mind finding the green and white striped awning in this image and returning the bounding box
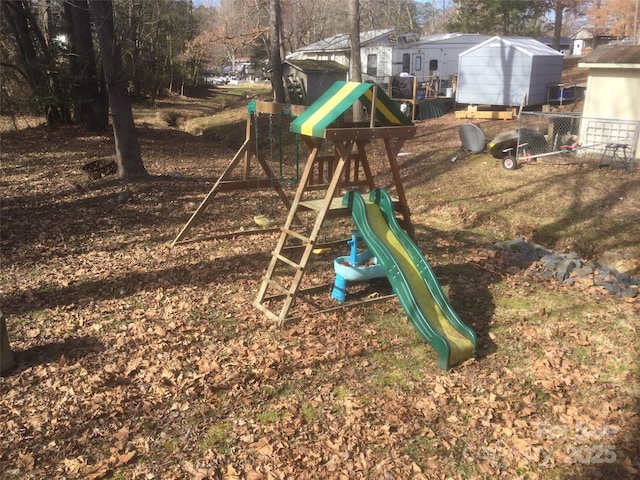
[290,81,412,138]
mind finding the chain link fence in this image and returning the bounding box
[513,111,639,171]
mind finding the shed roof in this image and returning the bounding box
[461,36,563,57]
[284,59,347,73]
[579,44,640,66]
[290,81,412,138]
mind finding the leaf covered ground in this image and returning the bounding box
[1,86,639,480]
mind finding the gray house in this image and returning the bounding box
[456,36,563,107]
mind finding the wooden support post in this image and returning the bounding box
[171,103,302,246]
[370,86,378,128]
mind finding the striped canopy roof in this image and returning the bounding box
[290,81,412,138]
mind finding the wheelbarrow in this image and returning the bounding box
[488,129,549,170]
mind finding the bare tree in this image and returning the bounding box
[281,0,338,53]
[64,0,108,131]
[536,0,584,50]
[89,0,148,180]
[183,0,267,77]
[270,0,286,102]
[350,0,364,122]
[1,0,71,125]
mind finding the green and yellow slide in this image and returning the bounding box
[343,188,477,370]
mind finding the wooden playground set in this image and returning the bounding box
[172,81,477,369]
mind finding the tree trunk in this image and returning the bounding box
[0,310,16,376]
[1,1,39,87]
[65,0,108,131]
[553,3,564,51]
[350,0,364,122]
[89,0,148,180]
[128,0,142,98]
[39,0,54,49]
[270,0,286,103]
[2,0,70,125]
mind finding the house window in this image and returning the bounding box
[402,53,410,73]
[367,54,377,76]
[414,55,422,72]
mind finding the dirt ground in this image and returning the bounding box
[1,82,639,480]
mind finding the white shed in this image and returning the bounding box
[578,44,640,160]
[456,36,563,107]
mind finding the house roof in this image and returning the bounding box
[284,59,347,73]
[460,36,563,57]
[536,36,571,47]
[413,33,491,47]
[580,44,640,66]
[288,28,395,57]
[290,31,489,59]
[571,28,618,41]
[572,28,594,40]
[290,81,412,138]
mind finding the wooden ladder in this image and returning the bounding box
[253,136,372,323]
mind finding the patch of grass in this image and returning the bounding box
[215,313,239,339]
[367,350,425,392]
[403,435,438,462]
[568,345,590,363]
[601,358,639,378]
[30,309,48,319]
[186,114,246,138]
[162,438,179,454]
[198,422,232,453]
[531,384,552,404]
[301,401,318,423]
[255,408,282,424]
[181,85,270,137]
[450,439,480,476]
[332,384,349,401]
[36,284,58,295]
[104,473,128,480]
[372,369,413,391]
[500,344,530,369]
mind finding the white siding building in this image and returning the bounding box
[579,44,640,160]
[456,36,564,107]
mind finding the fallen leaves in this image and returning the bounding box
[1,119,639,480]
[62,450,136,479]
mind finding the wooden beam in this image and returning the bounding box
[454,110,514,120]
[215,179,280,191]
[172,227,280,245]
[324,125,416,141]
[254,101,306,116]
